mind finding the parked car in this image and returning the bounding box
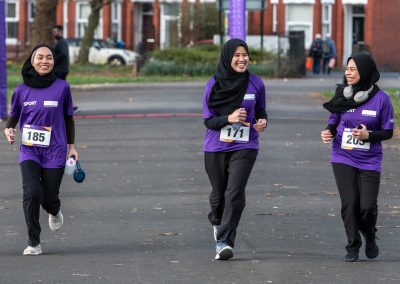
[66,38,138,65]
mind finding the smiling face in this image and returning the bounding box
[230,46,249,73]
[31,47,54,75]
[345,59,360,86]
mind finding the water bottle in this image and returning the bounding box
[65,156,76,175]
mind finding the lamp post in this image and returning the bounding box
[0,0,8,120]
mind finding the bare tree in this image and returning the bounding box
[78,0,112,64]
[30,0,57,47]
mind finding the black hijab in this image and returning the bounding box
[22,44,57,88]
[208,38,250,116]
[323,53,380,113]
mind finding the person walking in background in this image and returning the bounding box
[52,25,69,81]
[52,25,79,114]
[309,34,323,74]
[321,53,394,262]
[322,34,337,75]
[202,38,268,260]
[3,44,78,255]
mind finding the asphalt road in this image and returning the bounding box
[0,74,399,283]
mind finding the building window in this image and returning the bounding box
[161,3,180,48]
[6,0,19,44]
[28,0,36,41]
[76,2,103,39]
[322,4,332,38]
[352,5,364,43]
[285,4,313,46]
[111,2,122,41]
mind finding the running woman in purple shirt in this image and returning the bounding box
[321,53,394,262]
[203,39,268,260]
[3,44,78,255]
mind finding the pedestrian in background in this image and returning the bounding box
[202,38,268,260]
[52,25,79,114]
[3,44,78,255]
[309,34,323,74]
[321,53,394,262]
[322,33,337,75]
[52,25,69,81]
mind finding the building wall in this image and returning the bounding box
[366,0,400,70]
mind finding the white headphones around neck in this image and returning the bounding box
[343,85,374,103]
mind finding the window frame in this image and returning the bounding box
[76,2,103,39]
[285,3,314,45]
[5,0,19,45]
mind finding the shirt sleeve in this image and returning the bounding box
[254,78,267,117]
[202,79,215,119]
[380,93,395,130]
[327,112,340,125]
[63,84,74,116]
[9,88,21,120]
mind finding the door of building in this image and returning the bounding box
[142,15,155,52]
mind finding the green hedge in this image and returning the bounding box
[142,45,279,77]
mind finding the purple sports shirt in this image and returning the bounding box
[327,90,395,172]
[203,73,267,152]
[10,79,74,168]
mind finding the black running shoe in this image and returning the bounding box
[362,233,379,259]
[344,250,359,262]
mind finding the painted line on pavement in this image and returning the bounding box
[74,113,203,119]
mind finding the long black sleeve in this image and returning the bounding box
[325,124,337,137]
[64,115,75,144]
[204,116,229,130]
[255,109,268,120]
[5,116,19,129]
[366,129,393,143]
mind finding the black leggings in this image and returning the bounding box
[332,163,380,252]
[20,160,64,246]
[205,149,257,247]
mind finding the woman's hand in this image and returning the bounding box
[321,129,333,144]
[67,144,79,160]
[352,124,369,140]
[253,119,267,132]
[228,108,247,124]
[4,128,16,145]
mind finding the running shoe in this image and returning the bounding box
[73,106,80,115]
[49,210,63,232]
[362,232,379,259]
[344,250,359,262]
[23,244,42,255]
[215,241,234,260]
[213,225,221,242]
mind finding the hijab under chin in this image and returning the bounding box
[208,38,250,116]
[323,53,380,113]
[21,44,57,89]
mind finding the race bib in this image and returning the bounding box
[341,128,370,150]
[22,125,52,147]
[220,124,250,143]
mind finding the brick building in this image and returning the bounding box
[5,0,400,70]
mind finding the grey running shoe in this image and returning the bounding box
[215,242,234,260]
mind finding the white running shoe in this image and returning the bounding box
[23,244,42,255]
[49,210,63,232]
